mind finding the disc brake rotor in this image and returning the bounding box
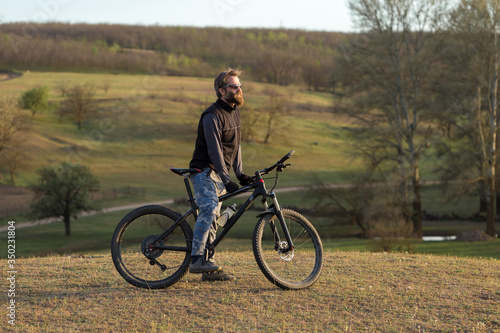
[278,241,294,261]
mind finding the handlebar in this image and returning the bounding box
[257,150,295,176]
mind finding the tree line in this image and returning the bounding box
[328,0,499,239]
[0,22,340,90]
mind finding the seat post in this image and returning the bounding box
[184,176,196,209]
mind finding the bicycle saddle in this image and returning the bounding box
[170,168,203,176]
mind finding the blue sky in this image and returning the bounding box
[0,0,354,32]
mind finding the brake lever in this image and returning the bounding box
[276,163,291,172]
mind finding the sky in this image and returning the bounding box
[0,0,354,32]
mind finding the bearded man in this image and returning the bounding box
[188,68,253,281]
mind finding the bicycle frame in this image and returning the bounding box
[151,170,295,256]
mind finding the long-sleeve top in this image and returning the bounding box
[189,99,243,184]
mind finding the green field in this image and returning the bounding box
[1,72,356,192]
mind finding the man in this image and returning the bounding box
[189,68,253,281]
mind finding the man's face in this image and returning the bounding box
[221,76,244,107]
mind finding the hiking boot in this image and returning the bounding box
[201,270,236,282]
[189,257,221,273]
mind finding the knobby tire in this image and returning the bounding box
[111,205,193,289]
[252,209,323,290]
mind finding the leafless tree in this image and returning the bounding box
[445,0,500,237]
[301,59,335,92]
[0,97,23,181]
[101,77,111,94]
[61,83,97,130]
[57,80,71,97]
[339,0,449,238]
[261,89,291,144]
[255,49,300,86]
[1,134,28,185]
[310,174,374,239]
[240,106,260,142]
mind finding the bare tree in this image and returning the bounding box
[340,0,448,237]
[101,77,111,94]
[301,59,335,92]
[61,83,97,130]
[445,0,500,237]
[255,49,300,86]
[57,80,71,97]
[1,135,28,185]
[262,89,291,144]
[310,174,374,239]
[0,97,23,181]
[240,106,260,142]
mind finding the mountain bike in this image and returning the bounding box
[111,150,323,290]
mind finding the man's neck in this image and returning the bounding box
[221,98,235,108]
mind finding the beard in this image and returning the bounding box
[225,91,244,107]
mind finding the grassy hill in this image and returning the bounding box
[1,71,353,194]
[8,251,500,332]
[1,70,372,231]
[0,71,480,210]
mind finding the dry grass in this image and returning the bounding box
[7,251,500,332]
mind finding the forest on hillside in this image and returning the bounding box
[0,23,341,90]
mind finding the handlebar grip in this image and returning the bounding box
[258,150,295,175]
[277,150,295,164]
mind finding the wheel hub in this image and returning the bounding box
[278,241,294,261]
[141,235,164,259]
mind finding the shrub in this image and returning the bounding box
[20,86,50,116]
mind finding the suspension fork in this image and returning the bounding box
[266,192,294,252]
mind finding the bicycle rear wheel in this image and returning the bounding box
[253,209,323,290]
[111,205,193,289]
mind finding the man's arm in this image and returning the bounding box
[233,145,243,178]
[202,113,231,184]
[233,145,253,186]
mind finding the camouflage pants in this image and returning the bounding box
[190,168,226,257]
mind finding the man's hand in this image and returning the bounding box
[237,174,253,186]
[225,181,239,193]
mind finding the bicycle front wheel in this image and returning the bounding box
[253,209,323,290]
[111,205,193,289]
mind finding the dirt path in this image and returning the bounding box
[0,71,23,82]
[0,185,309,232]
[0,199,173,232]
[1,180,446,233]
